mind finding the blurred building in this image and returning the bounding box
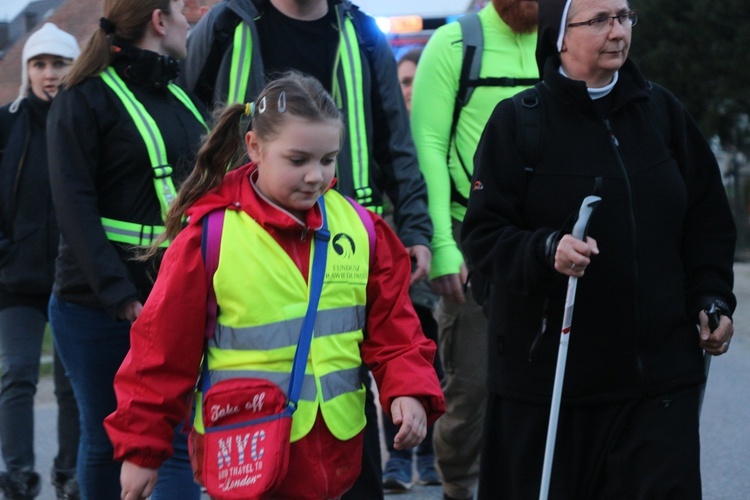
[1,0,66,59]
[0,0,220,105]
[356,0,485,50]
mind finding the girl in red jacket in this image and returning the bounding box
[104,71,445,499]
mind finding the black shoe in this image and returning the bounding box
[51,470,79,500]
[0,470,41,499]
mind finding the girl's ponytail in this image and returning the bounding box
[159,103,249,243]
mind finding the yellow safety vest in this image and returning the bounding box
[195,191,370,442]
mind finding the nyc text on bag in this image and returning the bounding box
[196,378,293,498]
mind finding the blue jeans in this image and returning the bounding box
[49,295,199,500]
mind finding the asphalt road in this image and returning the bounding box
[4,263,750,499]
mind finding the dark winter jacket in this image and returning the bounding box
[461,57,736,405]
[180,0,432,250]
[47,46,208,319]
[0,94,58,298]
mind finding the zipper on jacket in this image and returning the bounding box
[528,298,550,362]
[604,118,646,387]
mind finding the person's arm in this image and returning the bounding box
[104,224,207,469]
[662,88,736,321]
[47,85,139,318]
[180,4,221,106]
[460,100,560,297]
[411,25,465,281]
[364,17,432,253]
[359,213,445,425]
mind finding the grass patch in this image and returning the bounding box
[40,324,54,377]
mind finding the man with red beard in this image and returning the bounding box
[410,1,538,498]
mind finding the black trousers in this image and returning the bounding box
[341,367,383,500]
[479,386,702,500]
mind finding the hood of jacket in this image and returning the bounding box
[184,162,325,234]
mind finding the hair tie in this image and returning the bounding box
[99,17,116,35]
[277,91,286,113]
[244,102,252,116]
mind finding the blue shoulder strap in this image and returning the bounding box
[287,197,329,407]
[199,199,330,411]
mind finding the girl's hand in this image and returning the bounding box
[391,396,427,450]
[120,461,158,500]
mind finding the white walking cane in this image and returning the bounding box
[698,303,720,415]
[539,195,601,500]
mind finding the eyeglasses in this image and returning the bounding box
[567,11,638,32]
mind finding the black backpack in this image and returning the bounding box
[449,12,540,207]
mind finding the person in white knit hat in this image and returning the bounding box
[8,22,80,112]
[0,22,80,500]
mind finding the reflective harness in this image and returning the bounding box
[226,6,376,212]
[99,67,208,246]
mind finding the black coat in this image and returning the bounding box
[47,47,207,319]
[461,58,736,405]
[0,94,58,301]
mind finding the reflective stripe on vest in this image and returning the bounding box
[199,191,369,441]
[211,305,366,351]
[99,67,207,244]
[228,22,252,104]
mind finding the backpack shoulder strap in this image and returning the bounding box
[201,209,226,339]
[449,12,483,146]
[457,12,483,108]
[512,85,544,173]
[445,12,483,184]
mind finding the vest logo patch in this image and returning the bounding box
[333,233,356,258]
[327,233,367,283]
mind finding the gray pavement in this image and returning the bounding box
[5,263,750,499]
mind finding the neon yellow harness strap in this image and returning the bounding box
[99,67,207,246]
[332,6,372,209]
[228,22,253,104]
[100,217,168,247]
